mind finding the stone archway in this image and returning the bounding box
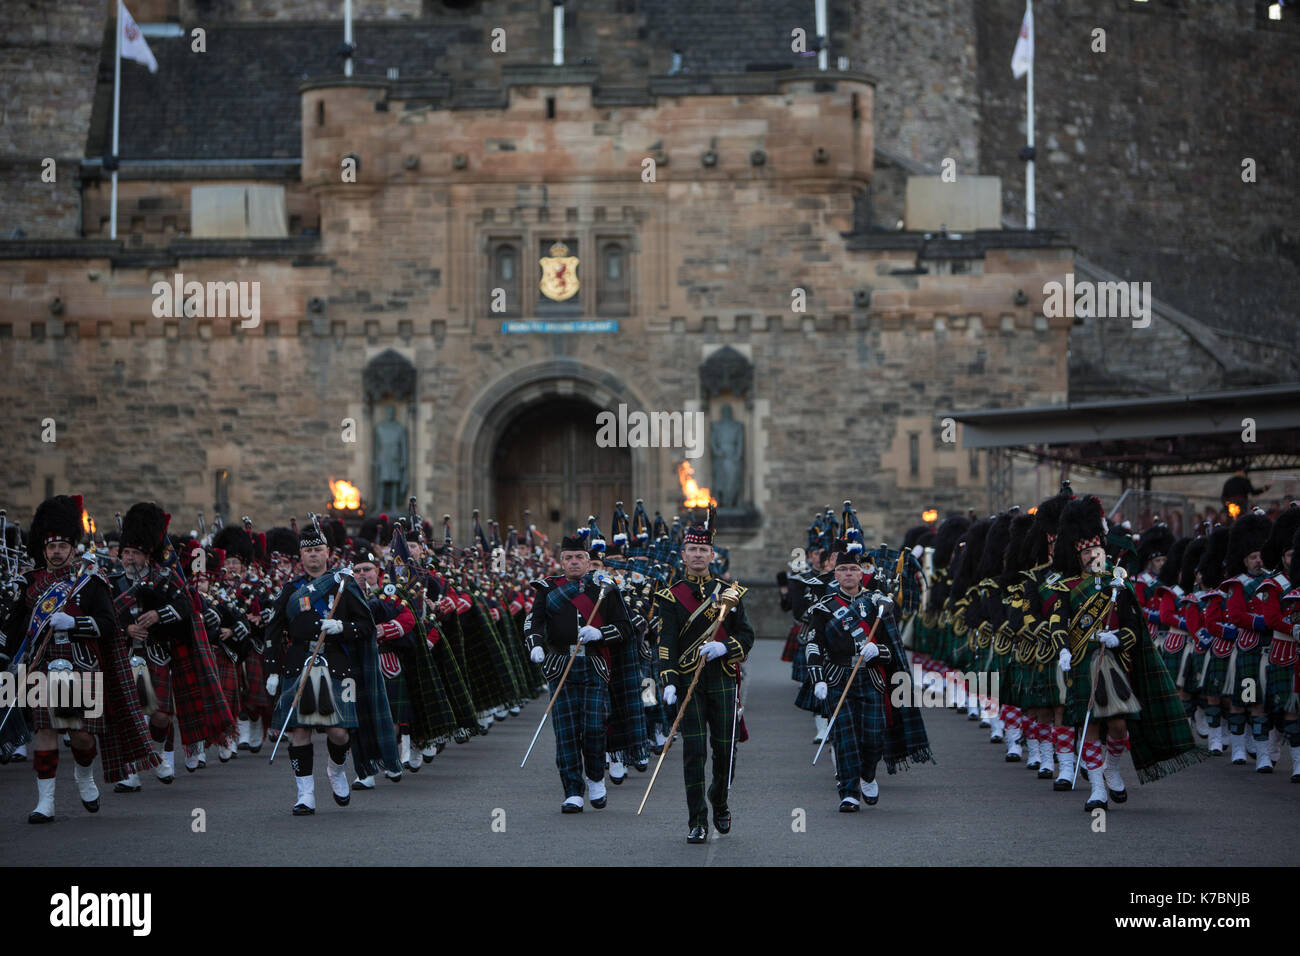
[455,359,658,546]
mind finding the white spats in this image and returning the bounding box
[813,715,829,743]
[1194,708,1210,738]
[421,744,437,762]
[1085,766,1108,810]
[1267,728,1282,763]
[587,777,607,804]
[1054,749,1074,787]
[156,750,175,781]
[401,735,419,772]
[861,779,879,799]
[1102,747,1127,796]
[1290,744,1300,782]
[325,760,351,805]
[353,774,376,789]
[608,755,627,782]
[1004,730,1023,761]
[294,773,316,812]
[562,795,583,811]
[989,715,1004,742]
[1229,732,1249,765]
[1024,735,1040,769]
[31,777,56,822]
[1255,748,1274,773]
[73,762,100,809]
[1038,745,1056,779]
[236,718,251,749]
[653,730,668,749]
[1207,725,1224,754]
[248,717,263,752]
[217,743,232,762]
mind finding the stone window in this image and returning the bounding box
[489,239,522,316]
[969,449,980,479]
[214,469,230,520]
[597,239,630,315]
[909,433,920,478]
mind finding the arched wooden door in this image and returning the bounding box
[493,398,632,546]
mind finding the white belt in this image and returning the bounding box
[1273,631,1296,644]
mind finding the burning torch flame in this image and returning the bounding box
[1227,501,1242,519]
[330,479,361,511]
[82,511,95,535]
[921,508,938,524]
[677,461,717,508]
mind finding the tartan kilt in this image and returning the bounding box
[1015,659,1063,710]
[147,657,173,712]
[29,636,107,734]
[1262,658,1295,713]
[213,651,240,715]
[1158,645,1185,685]
[385,670,412,730]
[987,649,1015,708]
[1225,645,1264,707]
[410,648,459,741]
[1177,646,1206,694]
[790,644,808,684]
[1063,651,1139,726]
[1000,657,1021,708]
[430,628,482,735]
[1200,651,1230,698]
[241,651,269,712]
[827,677,886,795]
[29,699,107,737]
[794,678,825,715]
[458,610,510,711]
[271,668,359,731]
[913,616,937,658]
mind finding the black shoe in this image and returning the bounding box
[81,797,99,813]
[609,773,626,786]
[863,792,879,807]
[422,751,433,764]
[237,741,250,751]
[1084,797,1107,812]
[561,801,584,814]
[1107,787,1128,804]
[157,774,174,785]
[1232,758,1247,766]
[839,799,860,813]
[248,743,263,754]
[1005,753,1021,762]
[687,825,708,844]
[1257,765,1273,774]
[28,811,54,824]
[185,764,198,773]
[712,807,731,833]
[113,782,142,793]
[332,792,350,807]
[292,803,315,816]
[635,758,649,772]
[435,741,447,755]
[1038,766,1055,779]
[10,752,25,762]
[590,795,607,809]
[353,778,375,790]
[219,755,230,764]
[649,744,664,756]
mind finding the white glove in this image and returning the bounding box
[871,592,894,608]
[859,642,880,662]
[578,625,602,644]
[265,673,280,696]
[319,619,344,636]
[662,685,677,707]
[699,640,727,662]
[813,681,828,701]
[49,611,76,632]
[1059,648,1072,672]
[593,572,613,588]
[1097,629,1120,649]
[530,645,545,663]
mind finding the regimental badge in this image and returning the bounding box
[1080,613,1094,629]
[539,241,580,302]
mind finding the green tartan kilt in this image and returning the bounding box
[1225,645,1265,707]
[385,670,412,730]
[991,651,1018,709]
[1016,658,1064,710]
[1199,651,1231,698]
[1158,645,1185,685]
[913,618,936,658]
[948,634,975,672]
[1174,645,1206,695]
[1263,658,1296,713]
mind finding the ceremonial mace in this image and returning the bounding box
[520,578,612,768]
[269,515,351,765]
[638,583,742,815]
[1071,565,1128,789]
[813,550,907,767]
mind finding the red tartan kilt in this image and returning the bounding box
[148,658,173,712]
[213,652,240,712]
[242,652,269,711]
[30,703,107,737]
[781,623,799,662]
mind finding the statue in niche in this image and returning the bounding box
[373,405,408,512]
[710,403,744,509]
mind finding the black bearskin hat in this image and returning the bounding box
[951,518,992,598]
[266,526,299,558]
[120,502,171,562]
[1052,496,1108,576]
[29,494,84,568]
[1001,514,1037,584]
[326,518,347,550]
[212,526,255,564]
[1137,523,1176,569]
[1196,527,1230,588]
[902,524,931,551]
[1159,537,1191,588]
[976,512,1015,583]
[1023,487,1074,569]
[1224,512,1272,578]
[1179,537,1207,594]
[1263,502,1300,570]
[932,515,970,569]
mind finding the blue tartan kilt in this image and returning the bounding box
[385,671,412,730]
[794,679,825,715]
[791,644,808,683]
[271,668,359,731]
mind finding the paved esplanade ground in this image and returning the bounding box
[2,642,1296,866]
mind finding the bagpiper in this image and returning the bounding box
[0,495,157,823]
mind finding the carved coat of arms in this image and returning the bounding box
[539,241,579,302]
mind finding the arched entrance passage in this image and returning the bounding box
[457,360,658,550]
[493,398,632,545]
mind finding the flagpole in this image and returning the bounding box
[111,0,122,240]
[1025,0,1035,230]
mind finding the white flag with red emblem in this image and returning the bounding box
[1011,1,1033,79]
[119,1,158,73]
